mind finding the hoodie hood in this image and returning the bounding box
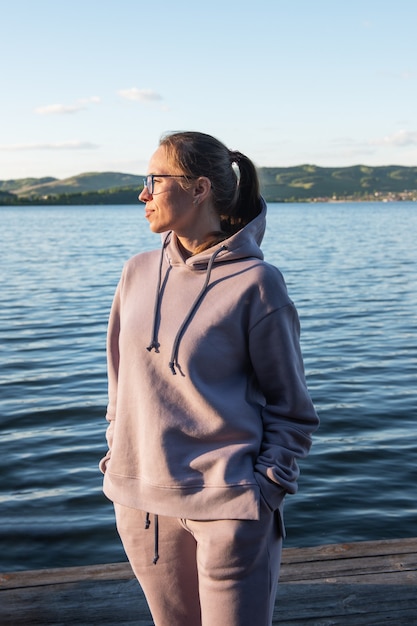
[163,197,267,269]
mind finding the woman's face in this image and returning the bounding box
[138,145,196,236]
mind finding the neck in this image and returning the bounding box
[175,207,222,256]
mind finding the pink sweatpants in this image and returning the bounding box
[114,499,282,626]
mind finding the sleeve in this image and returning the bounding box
[99,281,121,474]
[250,301,319,511]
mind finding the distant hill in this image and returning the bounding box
[0,177,57,193]
[1,166,417,204]
[2,172,144,198]
[258,164,417,201]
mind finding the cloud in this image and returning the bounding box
[118,87,163,103]
[0,140,99,151]
[34,96,101,115]
[370,130,417,147]
[332,131,417,152]
[35,103,86,115]
[379,69,415,81]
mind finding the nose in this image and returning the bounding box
[139,186,151,203]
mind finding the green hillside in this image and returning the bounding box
[258,165,417,201]
[0,177,57,193]
[1,165,417,205]
[7,171,144,198]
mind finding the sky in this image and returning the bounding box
[1,0,416,180]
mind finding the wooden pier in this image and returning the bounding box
[1,537,416,625]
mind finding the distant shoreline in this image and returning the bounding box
[1,191,416,206]
[1,164,417,205]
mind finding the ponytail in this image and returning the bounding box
[227,150,261,232]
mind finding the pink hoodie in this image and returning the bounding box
[100,201,319,522]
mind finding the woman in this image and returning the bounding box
[100,131,319,626]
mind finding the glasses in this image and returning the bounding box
[143,174,189,195]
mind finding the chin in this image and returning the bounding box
[149,222,165,234]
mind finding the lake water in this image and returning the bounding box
[1,202,416,572]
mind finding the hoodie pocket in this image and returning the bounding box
[255,472,286,538]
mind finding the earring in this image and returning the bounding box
[193,199,199,205]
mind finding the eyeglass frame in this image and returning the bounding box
[143,174,190,195]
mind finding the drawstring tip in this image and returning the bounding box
[169,362,177,375]
[145,513,160,565]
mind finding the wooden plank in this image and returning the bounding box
[274,583,417,625]
[281,552,417,583]
[0,562,134,589]
[1,538,416,625]
[281,537,417,563]
[1,578,153,626]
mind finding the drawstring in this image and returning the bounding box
[146,233,171,353]
[147,238,228,375]
[169,245,227,374]
[153,515,159,564]
[144,513,160,565]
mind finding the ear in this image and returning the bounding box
[192,176,212,204]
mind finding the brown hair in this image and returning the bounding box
[159,131,262,238]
